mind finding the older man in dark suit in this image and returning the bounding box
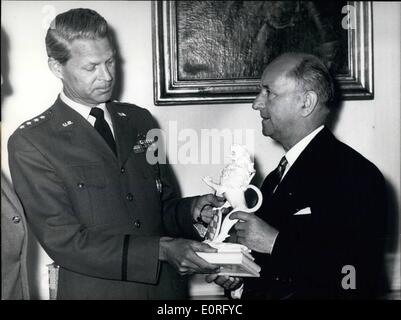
[208,53,388,299]
[7,8,224,300]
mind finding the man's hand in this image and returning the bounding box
[192,194,226,224]
[230,211,279,254]
[159,237,220,275]
[205,274,243,291]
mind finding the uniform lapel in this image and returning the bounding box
[106,102,138,166]
[52,98,117,163]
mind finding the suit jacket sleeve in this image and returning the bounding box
[8,133,160,284]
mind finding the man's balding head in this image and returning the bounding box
[252,53,335,150]
[276,53,335,107]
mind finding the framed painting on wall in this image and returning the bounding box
[152,1,373,105]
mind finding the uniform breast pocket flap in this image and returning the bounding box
[70,164,108,189]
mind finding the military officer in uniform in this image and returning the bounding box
[8,8,224,300]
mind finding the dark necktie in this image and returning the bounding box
[265,156,288,195]
[90,107,117,155]
[273,156,288,188]
[275,156,288,182]
[258,155,289,205]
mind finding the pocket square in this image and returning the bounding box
[294,207,312,215]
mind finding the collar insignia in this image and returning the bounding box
[62,120,74,127]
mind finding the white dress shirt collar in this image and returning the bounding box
[59,91,114,137]
[282,125,325,177]
[60,91,106,120]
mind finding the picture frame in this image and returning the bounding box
[152,1,373,106]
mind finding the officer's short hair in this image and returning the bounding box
[286,53,335,106]
[45,8,111,64]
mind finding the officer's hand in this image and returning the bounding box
[205,273,243,291]
[192,194,226,224]
[159,237,220,276]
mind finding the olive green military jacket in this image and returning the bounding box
[1,173,30,300]
[8,97,199,299]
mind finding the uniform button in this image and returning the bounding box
[12,216,21,224]
[77,182,85,188]
[134,219,141,228]
[126,193,134,201]
[120,167,125,173]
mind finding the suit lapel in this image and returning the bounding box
[259,171,279,202]
[274,128,334,194]
[258,128,335,223]
[107,102,138,166]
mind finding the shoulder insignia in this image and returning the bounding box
[18,110,52,130]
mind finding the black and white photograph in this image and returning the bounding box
[1,0,400,307]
